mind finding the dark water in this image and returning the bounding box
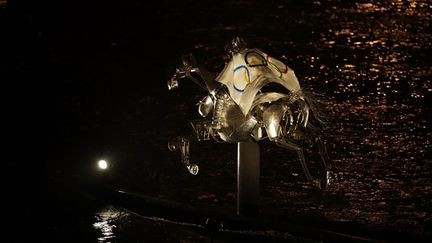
[4,0,431,242]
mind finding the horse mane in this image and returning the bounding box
[298,87,332,133]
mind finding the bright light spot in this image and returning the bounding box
[98,160,108,170]
[268,119,278,138]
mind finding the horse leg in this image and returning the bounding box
[315,136,331,169]
[168,136,199,175]
[315,136,334,187]
[275,138,323,188]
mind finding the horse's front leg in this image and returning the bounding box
[168,136,199,175]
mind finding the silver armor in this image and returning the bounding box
[167,37,333,189]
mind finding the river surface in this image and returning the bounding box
[4,0,431,242]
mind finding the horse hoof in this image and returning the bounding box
[326,170,335,186]
[312,179,325,190]
[168,140,178,151]
[187,164,199,175]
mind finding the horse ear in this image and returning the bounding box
[225,36,247,56]
[189,53,198,66]
[181,54,191,67]
[181,53,219,92]
[181,53,199,68]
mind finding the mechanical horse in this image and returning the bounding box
[167,37,333,189]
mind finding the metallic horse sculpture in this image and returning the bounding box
[167,37,333,189]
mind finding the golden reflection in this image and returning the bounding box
[263,2,431,235]
[93,206,129,242]
[314,0,431,104]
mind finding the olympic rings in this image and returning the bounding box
[245,51,268,67]
[266,55,288,78]
[233,65,250,93]
[232,54,289,92]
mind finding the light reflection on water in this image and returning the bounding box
[300,0,431,104]
[159,0,431,236]
[93,206,128,242]
[250,0,431,234]
[86,0,431,239]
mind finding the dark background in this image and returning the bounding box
[2,0,431,242]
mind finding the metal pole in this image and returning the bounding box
[237,142,260,216]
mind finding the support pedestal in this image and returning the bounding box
[237,142,260,216]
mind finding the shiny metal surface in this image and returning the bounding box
[198,95,214,117]
[167,38,332,190]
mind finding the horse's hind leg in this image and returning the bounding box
[275,138,324,188]
[315,137,330,169]
[296,148,313,183]
[315,136,334,187]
